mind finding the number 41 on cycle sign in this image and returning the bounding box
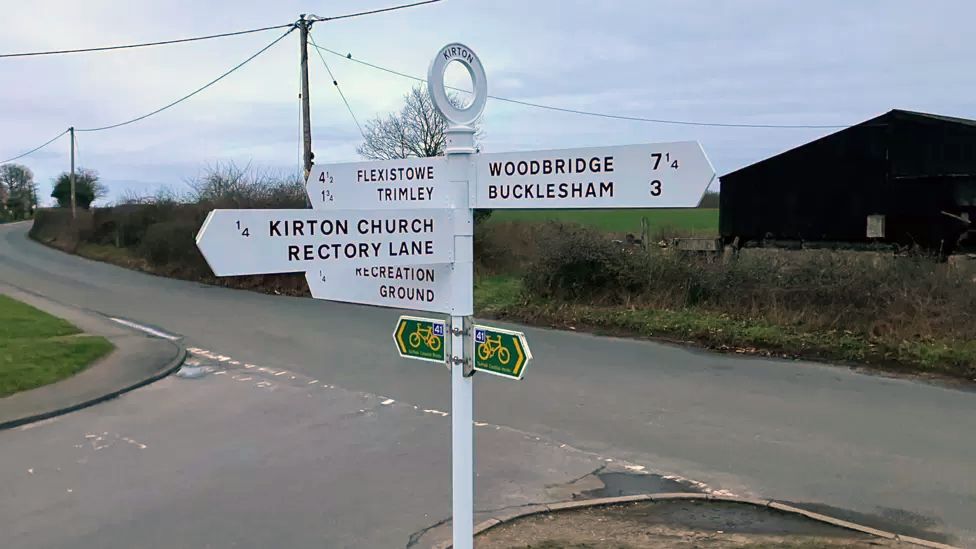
[473,325,532,380]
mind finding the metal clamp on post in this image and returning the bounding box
[462,316,475,377]
[450,354,475,377]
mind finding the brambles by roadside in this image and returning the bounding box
[30,164,311,297]
[476,222,976,380]
[477,278,976,378]
[0,295,112,397]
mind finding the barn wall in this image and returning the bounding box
[720,123,886,242]
[720,111,976,249]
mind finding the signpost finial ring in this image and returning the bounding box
[428,43,487,127]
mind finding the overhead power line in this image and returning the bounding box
[0,5,441,163]
[1,129,68,164]
[308,33,364,138]
[312,44,848,130]
[309,0,442,22]
[0,2,441,59]
[0,23,295,59]
[76,27,295,132]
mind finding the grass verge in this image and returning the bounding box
[487,208,718,234]
[0,295,113,397]
[475,275,976,380]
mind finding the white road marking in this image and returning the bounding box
[183,346,734,498]
[120,437,147,450]
[108,317,180,340]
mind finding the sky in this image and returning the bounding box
[1,0,974,205]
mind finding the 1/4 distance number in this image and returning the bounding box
[651,152,679,170]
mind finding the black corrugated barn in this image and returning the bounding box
[719,109,976,251]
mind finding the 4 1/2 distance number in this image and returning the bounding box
[318,171,334,202]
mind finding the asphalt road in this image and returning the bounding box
[1,221,974,547]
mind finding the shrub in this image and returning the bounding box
[522,230,976,345]
[523,224,648,302]
[138,220,202,268]
[29,208,93,251]
[475,220,551,275]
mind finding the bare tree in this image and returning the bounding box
[358,84,480,160]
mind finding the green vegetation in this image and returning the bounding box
[474,218,976,380]
[487,208,718,234]
[477,274,976,376]
[0,163,39,220]
[0,295,113,397]
[50,168,107,210]
[27,162,976,381]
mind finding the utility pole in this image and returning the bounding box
[298,15,313,180]
[69,126,76,219]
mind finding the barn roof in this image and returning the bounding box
[895,109,976,128]
[722,109,976,180]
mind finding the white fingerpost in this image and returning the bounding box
[429,42,485,549]
[195,38,712,547]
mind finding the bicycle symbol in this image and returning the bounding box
[477,334,510,365]
[409,324,442,351]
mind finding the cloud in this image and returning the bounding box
[1,0,974,202]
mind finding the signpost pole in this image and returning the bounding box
[447,122,475,549]
[426,42,487,549]
[450,316,473,548]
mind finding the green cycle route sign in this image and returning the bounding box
[393,315,447,363]
[473,325,532,380]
